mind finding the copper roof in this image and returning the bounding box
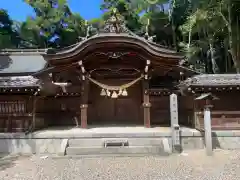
[46,33,183,59]
[0,55,47,75]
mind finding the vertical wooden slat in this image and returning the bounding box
[0,98,30,132]
[80,79,89,128]
[5,101,8,114]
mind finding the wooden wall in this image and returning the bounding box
[150,96,170,125]
[194,92,240,130]
[178,96,195,127]
[87,81,142,126]
[35,96,81,127]
[0,95,83,132]
[150,95,194,127]
[5,91,240,132]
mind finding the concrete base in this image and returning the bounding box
[0,126,239,155]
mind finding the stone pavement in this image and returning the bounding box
[0,149,240,180]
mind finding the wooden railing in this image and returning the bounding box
[0,101,33,132]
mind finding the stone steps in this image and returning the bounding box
[68,138,165,147]
[66,146,169,156]
[61,154,164,158]
[65,138,171,156]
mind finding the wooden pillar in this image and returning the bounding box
[142,79,151,128]
[32,96,37,131]
[80,104,88,128]
[80,79,89,128]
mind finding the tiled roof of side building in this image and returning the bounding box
[180,74,240,87]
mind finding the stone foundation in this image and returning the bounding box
[0,127,239,155]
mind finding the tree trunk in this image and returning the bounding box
[224,38,229,72]
[187,29,192,49]
[227,0,240,73]
[237,15,240,67]
[171,20,178,51]
[170,0,178,51]
[209,40,219,73]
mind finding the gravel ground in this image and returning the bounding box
[0,149,240,180]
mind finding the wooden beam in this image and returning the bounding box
[80,78,89,128]
[142,79,151,128]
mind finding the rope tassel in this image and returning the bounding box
[87,74,144,98]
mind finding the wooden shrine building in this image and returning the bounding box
[0,10,240,133]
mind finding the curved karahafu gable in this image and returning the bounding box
[46,34,183,61]
[45,10,183,66]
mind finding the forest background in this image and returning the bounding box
[0,0,240,73]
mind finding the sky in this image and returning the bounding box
[0,0,103,21]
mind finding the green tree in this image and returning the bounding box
[23,0,86,48]
[0,9,20,49]
[1,0,239,74]
[179,0,240,73]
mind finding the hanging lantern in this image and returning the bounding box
[118,89,123,96]
[122,89,128,96]
[111,91,118,98]
[106,90,111,97]
[81,66,85,73]
[100,89,106,96]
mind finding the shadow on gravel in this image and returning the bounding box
[0,155,20,171]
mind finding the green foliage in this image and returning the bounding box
[178,0,240,73]
[22,0,86,48]
[0,9,21,48]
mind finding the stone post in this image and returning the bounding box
[195,93,218,156]
[170,93,181,153]
[204,102,213,156]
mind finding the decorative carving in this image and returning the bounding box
[97,52,129,59]
[108,52,124,58]
[90,68,140,77]
[102,8,129,34]
[0,76,40,88]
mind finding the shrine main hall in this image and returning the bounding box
[0,10,240,155]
